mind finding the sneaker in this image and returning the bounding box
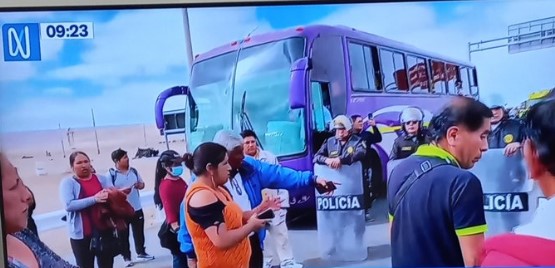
[264,260,274,268]
[137,253,155,261]
[365,210,375,222]
[280,259,303,268]
[124,259,134,267]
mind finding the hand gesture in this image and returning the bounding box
[259,196,281,211]
[368,118,376,127]
[94,190,108,203]
[504,142,521,157]
[247,214,269,231]
[315,178,340,196]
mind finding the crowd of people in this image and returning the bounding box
[2,96,554,268]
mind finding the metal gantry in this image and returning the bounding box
[468,16,555,61]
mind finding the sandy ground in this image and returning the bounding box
[0,124,188,214]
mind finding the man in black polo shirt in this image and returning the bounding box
[388,96,493,267]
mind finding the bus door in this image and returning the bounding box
[310,81,334,154]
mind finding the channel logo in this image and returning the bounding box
[2,23,42,61]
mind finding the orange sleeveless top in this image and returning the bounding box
[185,182,251,268]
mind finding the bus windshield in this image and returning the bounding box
[187,37,306,155]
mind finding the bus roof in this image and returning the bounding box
[194,24,475,67]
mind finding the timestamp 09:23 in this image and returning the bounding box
[40,22,94,40]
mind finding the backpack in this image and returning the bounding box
[109,167,139,185]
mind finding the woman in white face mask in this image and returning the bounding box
[153,150,190,268]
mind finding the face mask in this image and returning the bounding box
[170,165,184,177]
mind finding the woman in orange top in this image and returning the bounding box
[183,142,272,268]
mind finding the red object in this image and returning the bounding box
[159,178,188,224]
[79,175,103,237]
[407,62,429,89]
[481,233,555,266]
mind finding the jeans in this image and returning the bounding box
[70,237,114,268]
[172,251,189,268]
[120,209,147,259]
[249,235,263,268]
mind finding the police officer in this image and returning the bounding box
[487,101,526,157]
[314,115,367,255]
[389,107,431,160]
[351,114,383,221]
[314,115,366,169]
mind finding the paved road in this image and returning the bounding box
[46,199,391,268]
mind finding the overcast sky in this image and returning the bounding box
[1,0,554,132]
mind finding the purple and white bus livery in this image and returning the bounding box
[154,24,480,216]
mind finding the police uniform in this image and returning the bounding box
[314,134,366,166]
[488,118,525,149]
[389,129,432,161]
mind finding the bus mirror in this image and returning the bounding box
[290,57,311,109]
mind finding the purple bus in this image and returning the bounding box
[154,24,479,216]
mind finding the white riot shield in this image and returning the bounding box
[314,162,367,262]
[469,149,544,237]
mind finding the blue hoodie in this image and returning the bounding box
[177,156,316,255]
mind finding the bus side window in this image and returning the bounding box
[446,63,460,95]
[407,55,430,93]
[349,42,381,92]
[469,67,479,96]
[430,59,447,95]
[380,49,408,92]
[459,67,472,96]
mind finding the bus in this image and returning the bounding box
[154,24,480,217]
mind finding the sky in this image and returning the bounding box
[0,0,554,132]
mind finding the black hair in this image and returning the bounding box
[153,150,181,210]
[524,99,555,175]
[351,114,362,122]
[111,148,127,163]
[69,151,89,167]
[183,142,228,177]
[429,96,493,142]
[240,129,258,140]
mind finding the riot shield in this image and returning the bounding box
[314,162,368,261]
[469,149,544,237]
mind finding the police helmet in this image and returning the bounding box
[483,97,506,110]
[333,115,353,131]
[400,107,424,124]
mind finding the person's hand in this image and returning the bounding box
[187,258,197,268]
[120,186,132,195]
[170,222,180,232]
[504,142,521,157]
[368,118,376,127]
[134,182,145,190]
[94,190,108,203]
[325,158,341,169]
[315,178,340,196]
[259,196,281,211]
[247,214,269,231]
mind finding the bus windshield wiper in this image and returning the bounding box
[239,90,263,149]
[228,25,259,129]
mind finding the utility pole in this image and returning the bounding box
[59,123,66,158]
[91,108,100,155]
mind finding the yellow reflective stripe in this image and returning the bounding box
[388,213,394,222]
[377,122,431,134]
[455,224,488,236]
[414,145,460,167]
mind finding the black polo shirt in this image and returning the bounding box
[388,145,487,267]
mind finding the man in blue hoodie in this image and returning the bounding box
[178,130,335,268]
